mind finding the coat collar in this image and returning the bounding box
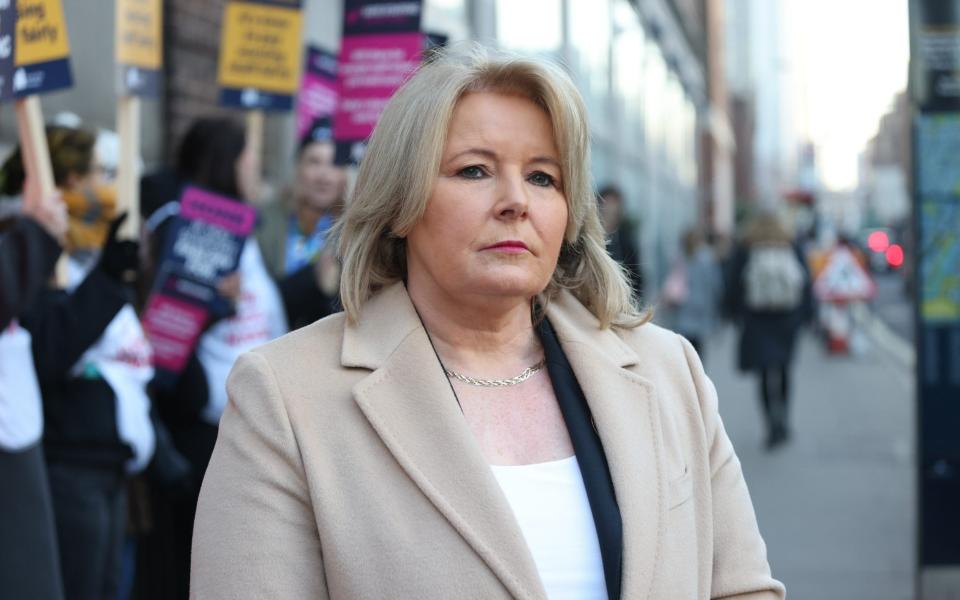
[342,282,665,600]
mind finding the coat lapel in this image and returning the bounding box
[546,294,666,600]
[343,283,547,600]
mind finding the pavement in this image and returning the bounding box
[701,321,916,599]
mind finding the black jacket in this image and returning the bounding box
[20,268,133,467]
[0,217,61,329]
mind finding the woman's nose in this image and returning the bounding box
[494,171,529,220]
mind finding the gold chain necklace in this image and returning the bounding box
[444,359,546,387]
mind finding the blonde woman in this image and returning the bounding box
[192,46,784,600]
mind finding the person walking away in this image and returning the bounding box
[667,228,722,357]
[725,211,813,450]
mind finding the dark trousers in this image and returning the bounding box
[47,462,127,600]
[0,443,64,600]
[759,366,790,437]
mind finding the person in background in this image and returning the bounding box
[666,227,722,357]
[598,184,643,301]
[724,211,813,450]
[137,116,287,600]
[0,181,68,600]
[4,125,157,600]
[257,116,345,329]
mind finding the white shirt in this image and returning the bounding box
[67,258,156,473]
[0,321,44,452]
[490,456,608,600]
[197,239,288,425]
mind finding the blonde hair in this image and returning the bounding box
[333,44,647,328]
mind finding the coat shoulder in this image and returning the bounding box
[244,312,354,412]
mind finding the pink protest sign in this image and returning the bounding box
[296,46,338,140]
[142,186,257,384]
[332,0,423,164]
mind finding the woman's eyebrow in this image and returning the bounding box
[446,148,498,162]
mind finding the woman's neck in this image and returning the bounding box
[295,201,327,235]
[408,283,542,377]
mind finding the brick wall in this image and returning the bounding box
[161,0,294,189]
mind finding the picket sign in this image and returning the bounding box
[16,97,67,285]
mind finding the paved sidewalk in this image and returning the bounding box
[702,325,916,599]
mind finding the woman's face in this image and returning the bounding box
[296,141,346,212]
[406,92,568,305]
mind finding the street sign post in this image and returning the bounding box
[910,0,960,596]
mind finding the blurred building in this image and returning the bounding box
[858,92,912,227]
[724,0,799,216]
[0,0,712,292]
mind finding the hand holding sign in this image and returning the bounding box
[21,176,66,243]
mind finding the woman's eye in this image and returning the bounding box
[458,165,486,179]
[528,171,556,187]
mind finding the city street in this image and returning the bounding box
[703,321,916,599]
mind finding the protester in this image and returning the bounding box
[598,184,643,300]
[4,125,156,599]
[138,116,287,599]
[0,181,67,600]
[192,45,783,600]
[664,227,723,357]
[257,116,345,329]
[725,211,813,450]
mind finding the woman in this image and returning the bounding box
[7,125,156,600]
[193,46,784,599]
[140,117,288,599]
[257,116,346,329]
[724,212,812,450]
[666,228,722,357]
[0,181,67,600]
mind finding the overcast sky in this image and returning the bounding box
[782,0,910,190]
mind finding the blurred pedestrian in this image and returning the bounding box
[4,125,156,600]
[665,227,722,357]
[192,45,783,600]
[138,117,287,599]
[257,116,344,329]
[725,211,813,450]
[598,185,643,300]
[0,180,67,600]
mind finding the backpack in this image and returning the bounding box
[743,244,805,311]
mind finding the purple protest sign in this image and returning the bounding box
[333,0,422,164]
[296,46,337,141]
[142,186,257,383]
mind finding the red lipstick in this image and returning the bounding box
[483,240,529,253]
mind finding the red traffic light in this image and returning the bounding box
[868,230,890,253]
[886,244,904,268]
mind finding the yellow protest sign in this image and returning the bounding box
[15,0,69,65]
[116,0,162,70]
[217,1,303,96]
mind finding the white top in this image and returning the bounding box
[0,322,44,452]
[197,239,288,425]
[490,456,608,600]
[67,258,156,473]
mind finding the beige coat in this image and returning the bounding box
[191,282,785,599]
